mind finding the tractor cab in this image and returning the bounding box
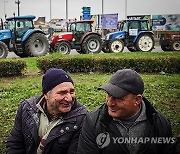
[67,20,93,43]
[5,15,35,43]
[119,20,150,31]
[119,20,150,43]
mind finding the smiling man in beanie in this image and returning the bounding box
[7,68,87,154]
[77,69,176,154]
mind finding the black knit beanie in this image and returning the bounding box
[42,68,74,94]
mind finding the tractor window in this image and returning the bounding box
[16,21,23,28]
[70,23,75,31]
[140,21,148,31]
[6,20,15,30]
[16,19,33,30]
[129,21,139,29]
[24,20,33,29]
[75,23,91,32]
[84,23,91,32]
[76,23,84,32]
[15,19,32,37]
[122,22,128,31]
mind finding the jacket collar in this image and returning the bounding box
[142,96,158,125]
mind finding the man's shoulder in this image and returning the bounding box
[156,110,171,125]
[143,97,171,127]
[19,95,42,109]
[87,104,106,122]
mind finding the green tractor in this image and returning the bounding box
[0,15,49,58]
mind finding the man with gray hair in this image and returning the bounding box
[7,68,87,154]
[77,69,176,154]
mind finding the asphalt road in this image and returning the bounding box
[7,46,163,59]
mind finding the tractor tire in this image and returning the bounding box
[136,34,154,52]
[55,41,71,54]
[127,46,137,52]
[108,38,124,53]
[171,40,180,51]
[0,41,9,59]
[161,44,171,51]
[102,46,110,53]
[25,33,49,57]
[82,34,102,54]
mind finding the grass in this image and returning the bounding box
[42,51,180,59]
[0,52,179,153]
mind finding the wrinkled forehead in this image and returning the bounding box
[53,82,75,91]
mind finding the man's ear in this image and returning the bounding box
[135,94,143,105]
[44,93,48,100]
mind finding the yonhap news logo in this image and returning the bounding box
[96,132,110,148]
[96,132,176,148]
[112,137,176,144]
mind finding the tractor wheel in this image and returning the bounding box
[161,44,171,51]
[82,34,102,54]
[171,40,180,51]
[102,46,110,53]
[108,38,124,53]
[25,33,49,57]
[136,34,154,52]
[55,41,71,54]
[0,41,9,59]
[127,46,137,52]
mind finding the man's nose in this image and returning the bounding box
[107,95,116,105]
[64,93,73,101]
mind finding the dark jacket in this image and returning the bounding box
[77,97,176,154]
[6,95,87,154]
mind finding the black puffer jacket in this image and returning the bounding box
[77,97,176,154]
[6,95,87,154]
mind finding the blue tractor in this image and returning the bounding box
[102,19,155,53]
[0,15,49,58]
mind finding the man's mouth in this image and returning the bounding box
[60,102,70,106]
[109,107,119,112]
[59,101,72,107]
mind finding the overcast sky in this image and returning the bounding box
[0,0,180,21]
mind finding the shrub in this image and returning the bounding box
[0,59,26,77]
[37,54,180,74]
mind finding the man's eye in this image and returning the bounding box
[58,91,66,95]
[70,90,75,94]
